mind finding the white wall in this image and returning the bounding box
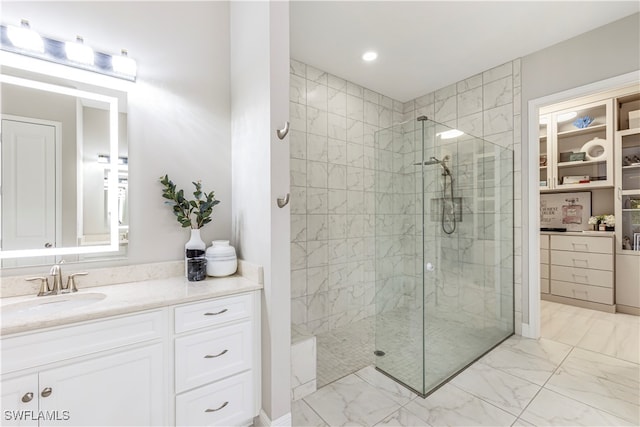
[520,12,640,324]
[231,1,291,422]
[1,1,232,267]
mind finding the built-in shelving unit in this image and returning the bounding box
[614,90,640,315]
[539,99,614,192]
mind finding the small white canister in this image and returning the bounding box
[206,240,238,277]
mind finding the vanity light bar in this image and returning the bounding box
[0,23,136,81]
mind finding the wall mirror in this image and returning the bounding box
[0,62,129,268]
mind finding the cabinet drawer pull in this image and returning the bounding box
[21,392,34,403]
[204,349,228,359]
[204,309,228,316]
[41,387,52,398]
[572,258,587,264]
[205,401,229,413]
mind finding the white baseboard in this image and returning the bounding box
[256,409,292,427]
[521,322,535,339]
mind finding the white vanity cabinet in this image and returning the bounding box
[173,292,261,427]
[1,287,262,427]
[1,311,167,426]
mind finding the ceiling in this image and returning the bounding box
[290,1,640,102]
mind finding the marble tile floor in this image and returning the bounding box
[294,300,640,426]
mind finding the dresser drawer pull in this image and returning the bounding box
[205,401,229,413]
[204,349,228,359]
[21,392,34,403]
[41,387,52,398]
[571,243,588,248]
[572,258,588,264]
[204,309,228,316]
[572,273,588,278]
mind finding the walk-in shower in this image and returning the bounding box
[374,117,514,396]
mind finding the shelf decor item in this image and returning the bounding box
[569,152,586,162]
[541,192,591,232]
[573,115,593,129]
[206,240,238,277]
[160,175,221,281]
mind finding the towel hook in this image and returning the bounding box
[276,121,290,140]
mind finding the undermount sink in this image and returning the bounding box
[1,292,107,320]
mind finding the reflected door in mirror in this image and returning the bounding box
[1,118,58,266]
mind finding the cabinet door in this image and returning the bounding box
[1,374,39,426]
[38,343,165,426]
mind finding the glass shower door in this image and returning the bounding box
[374,118,514,396]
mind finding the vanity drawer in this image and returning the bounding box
[1,310,165,375]
[175,293,253,334]
[550,235,612,254]
[540,263,549,279]
[550,265,613,288]
[176,370,254,427]
[550,250,613,271]
[540,249,549,265]
[175,321,252,393]
[551,280,613,305]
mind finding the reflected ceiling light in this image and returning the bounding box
[1,23,137,81]
[438,129,464,139]
[7,20,44,53]
[65,36,94,65]
[111,49,137,77]
[362,51,378,61]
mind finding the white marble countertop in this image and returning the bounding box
[0,274,262,336]
[540,231,615,236]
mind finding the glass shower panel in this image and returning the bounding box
[374,120,424,393]
[374,117,514,396]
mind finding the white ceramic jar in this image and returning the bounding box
[205,240,238,277]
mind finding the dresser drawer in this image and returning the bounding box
[540,263,549,279]
[540,249,549,265]
[175,321,253,393]
[176,370,254,427]
[550,265,613,288]
[175,293,253,334]
[551,250,613,271]
[551,280,613,304]
[540,235,549,249]
[550,235,612,254]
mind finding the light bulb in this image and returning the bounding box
[362,51,378,61]
[65,36,94,65]
[7,20,44,53]
[112,49,137,77]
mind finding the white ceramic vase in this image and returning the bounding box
[185,229,206,280]
[206,240,237,277]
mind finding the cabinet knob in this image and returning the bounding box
[41,387,52,398]
[21,392,34,403]
[203,309,228,316]
[205,401,228,413]
[204,349,228,359]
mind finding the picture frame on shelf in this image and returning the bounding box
[540,192,592,232]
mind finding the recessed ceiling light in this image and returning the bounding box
[362,51,378,61]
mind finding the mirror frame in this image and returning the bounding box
[0,74,121,259]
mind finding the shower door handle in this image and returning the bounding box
[276,121,290,140]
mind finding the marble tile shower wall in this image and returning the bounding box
[289,59,405,334]
[402,60,522,333]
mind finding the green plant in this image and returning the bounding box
[160,175,220,229]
